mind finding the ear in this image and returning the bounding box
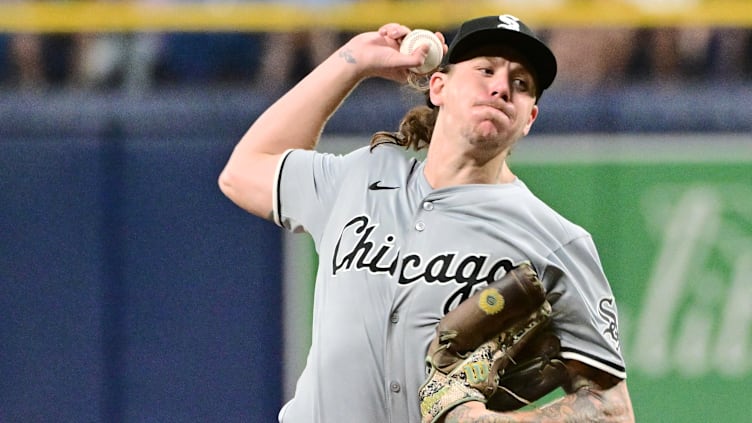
[522,104,539,136]
[428,71,447,108]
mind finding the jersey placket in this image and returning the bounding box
[384,195,442,422]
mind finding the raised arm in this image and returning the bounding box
[443,361,635,423]
[218,24,439,219]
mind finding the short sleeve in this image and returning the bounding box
[273,146,372,243]
[544,236,627,379]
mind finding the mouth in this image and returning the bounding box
[476,102,513,120]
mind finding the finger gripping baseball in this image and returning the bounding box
[399,29,443,74]
[418,263,553,423]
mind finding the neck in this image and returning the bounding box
[498,160,516,183]
[424,148,513,189]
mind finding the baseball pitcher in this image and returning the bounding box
[220,13,635,423]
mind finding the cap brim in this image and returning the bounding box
[445,29,557,93]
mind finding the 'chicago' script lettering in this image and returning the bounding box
[332,215,398,275]
[332,215,515,313]
[399,252,513,313]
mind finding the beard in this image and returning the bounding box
[462,118,516,151]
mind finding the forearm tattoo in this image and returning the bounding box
[444,388,611,423]
[339,48,356,64]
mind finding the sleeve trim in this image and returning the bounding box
[273,149,295,228]
[559,347,627,380]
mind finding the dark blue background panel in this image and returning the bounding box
[0,136,283,423]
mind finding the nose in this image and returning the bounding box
[489,68,511,102]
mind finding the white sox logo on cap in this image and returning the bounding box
[496,14,521,32]
[437,14,558,100]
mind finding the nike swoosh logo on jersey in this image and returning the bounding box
[368,181,399,190]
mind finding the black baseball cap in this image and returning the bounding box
[442,15,557,97]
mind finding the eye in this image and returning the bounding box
[512,78,529,91]
[477,67,494,76]
[511,74,537,96]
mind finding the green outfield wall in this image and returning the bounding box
[283,134,752,422]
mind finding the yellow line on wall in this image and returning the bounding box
[1,1,751,33]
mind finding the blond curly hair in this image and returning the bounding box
[369,66,450,151]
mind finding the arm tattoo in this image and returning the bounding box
[445,388,618,423]
[534,388,602,422]
[444,407,511,423]
[339,48,356,64]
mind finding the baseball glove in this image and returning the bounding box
[418,262,567,423]
[486,325,568,411]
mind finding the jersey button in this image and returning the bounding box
[390,381,401,393]
[390,311,399,324]
[422,201,434,211]
[415,221,425,231]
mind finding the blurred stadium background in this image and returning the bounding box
[1,1,751,422]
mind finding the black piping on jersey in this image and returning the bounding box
[559,346,626,375]
[276,151,293,226]
[409,160,419,177]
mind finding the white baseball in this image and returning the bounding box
[399,29,443,74]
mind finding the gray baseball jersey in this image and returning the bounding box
[273,143,625,423]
